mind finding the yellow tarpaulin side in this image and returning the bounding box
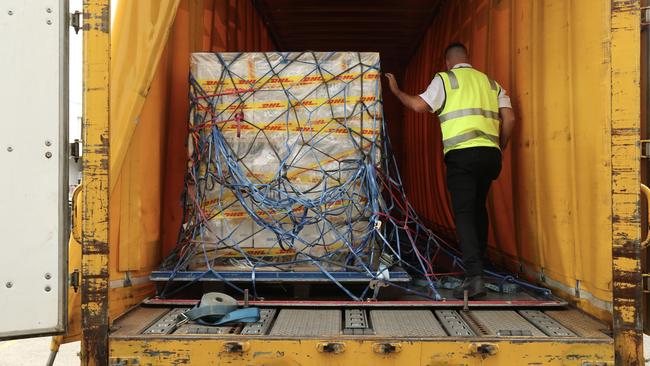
[512,0,613,316]
[108,0,181,316]
[109,0,181,193]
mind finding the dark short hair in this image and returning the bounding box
[444,42,468,59]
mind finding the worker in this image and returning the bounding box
[385,42,515,299]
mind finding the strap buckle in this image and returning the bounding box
[175,312,190,327]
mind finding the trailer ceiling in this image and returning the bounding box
[254,0,442,72]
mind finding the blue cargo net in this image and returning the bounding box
[157,52,551,301]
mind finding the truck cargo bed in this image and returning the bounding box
[109,304,613,365]
[113,305,610,339]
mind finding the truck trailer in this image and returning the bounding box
[0,0,646,365]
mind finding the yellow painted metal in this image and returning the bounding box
[81,0,110,364]
[610,0,643,364]
[109,338,614,366]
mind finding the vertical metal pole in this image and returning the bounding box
[641,0,650,336]
[610,0,643,365]
[81,0,110,365]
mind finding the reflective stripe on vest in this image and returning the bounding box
[488,78,497,91]
[444,71,459,89]
[442,130,499,148]
[438,108,500,123]
[437,68,501,154]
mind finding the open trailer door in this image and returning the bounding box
[0,0,69,339]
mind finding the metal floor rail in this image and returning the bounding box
[117,307,611,340]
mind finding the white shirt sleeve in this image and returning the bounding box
[418,75,445,113]
[496,82,513,109]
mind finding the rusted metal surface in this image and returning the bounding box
[253,0,442,72]
[642,0,650,336]
[81,0,110,365]
[109,337,613,365]
[610,0,644,364]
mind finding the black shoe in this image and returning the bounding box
[453,276,487,299]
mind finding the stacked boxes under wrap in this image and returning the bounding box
[186,52,383,271]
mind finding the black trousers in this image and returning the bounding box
[444,146,502,277]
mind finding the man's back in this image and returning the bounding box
[435,67,502,154]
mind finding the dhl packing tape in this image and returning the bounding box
[207,95,378,112]
[197,71,380,91]
[202,197,369,220]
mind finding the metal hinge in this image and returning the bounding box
[643,6,650,26]
[70,139,81,163]
[641,140,650,158]
[70,11,82,34]
[642,273,650,294]
[70,269,80,293]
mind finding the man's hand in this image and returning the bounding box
[385,73,399,93]
[384,72,430,113]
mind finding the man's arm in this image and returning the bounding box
[385,73,431,113]
[499,107,515,149]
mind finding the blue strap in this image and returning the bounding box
[184,304,236,322]
[196,307,260,326]
[216,308,260,325]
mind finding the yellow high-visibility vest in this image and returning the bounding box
[436,67,501,154]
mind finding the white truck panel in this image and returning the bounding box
[0,0,68,339]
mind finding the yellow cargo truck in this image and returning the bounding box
[0,0,648,365]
